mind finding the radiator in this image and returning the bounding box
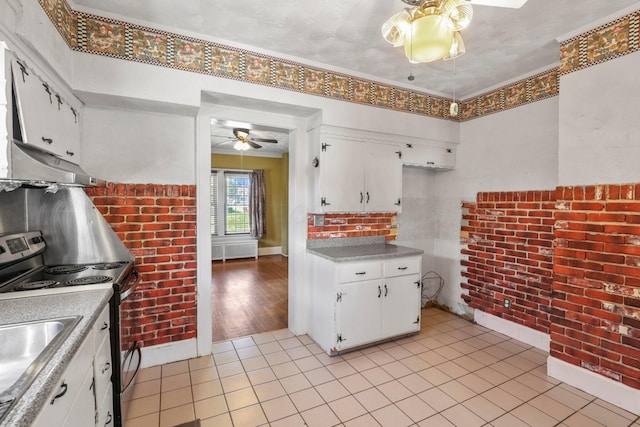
[211,238,258,261]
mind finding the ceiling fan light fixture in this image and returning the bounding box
[233,140,250,151]
[404,13,455,63]
[386,0,471,64]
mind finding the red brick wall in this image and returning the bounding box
[461,185,640,391]
[460,191,556,333]
[85,183,197,348]
[307,212,397,240]
[552,184,640,390]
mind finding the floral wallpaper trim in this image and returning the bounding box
[560,11,640,75]
[39,0,574,122]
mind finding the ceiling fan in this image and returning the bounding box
[218,128,279,151]
[382,0,528,63]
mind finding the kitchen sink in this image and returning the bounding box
[0,316,81,420]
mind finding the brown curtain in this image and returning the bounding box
[249,169,266,238]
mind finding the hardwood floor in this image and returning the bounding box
[211,255,288,342]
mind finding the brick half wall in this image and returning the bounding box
[85,183,197,348]
[461,185,640,391]
[460,191,555,334]
[553,184,640,390]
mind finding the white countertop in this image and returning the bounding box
[308,243,423,262]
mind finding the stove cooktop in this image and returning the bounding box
[0,261,133,298]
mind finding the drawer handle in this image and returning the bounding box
[66,150,75,156]
[397,266,408,270]
[105,411,113,425]
[384,284,388,297]
[355,272,366,275]
[100,322,108,330]
[51,382,67,404]
[41,137,53,144]
[102,362,111,374]
[378,286,381,298]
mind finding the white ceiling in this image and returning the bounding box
[71,0,640,155]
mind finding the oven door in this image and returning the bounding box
[115,270,141,426]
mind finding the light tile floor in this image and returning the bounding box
[123,308,640,427]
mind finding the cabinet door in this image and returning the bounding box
[336,279,381,351]
[381,274,421,338]
[61,367,96,427]
[11,59,81,161]
[56,102,81,161]
[364,143,402,212]
[402,144,456,169]
[32,332,94,427]
[11,60,57,153]
[319,138,365,212]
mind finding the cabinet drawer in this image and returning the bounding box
[98,382,114,427]
[337,262,381,283]
[94,304,110,352]
[94,334,112,407]
[383,257,421,277]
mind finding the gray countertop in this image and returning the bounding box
[0,289,113,427]
[308,243,423,262]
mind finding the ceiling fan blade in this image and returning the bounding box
[247,140,262,149]
[467,0,528,8]
[250,138,278,144]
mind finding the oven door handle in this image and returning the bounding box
[121,343,142,393]
[119,270,140,300]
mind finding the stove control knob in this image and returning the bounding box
[31,236,44,244]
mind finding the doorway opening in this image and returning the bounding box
[210,120,290,342]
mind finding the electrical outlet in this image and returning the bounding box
[504,298,511,309]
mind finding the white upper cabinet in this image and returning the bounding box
[313,125,457,213]
[401,143,456,169]
[10,56,81,161]
[317,129,402,213]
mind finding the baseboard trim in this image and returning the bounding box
[547,356,640,415]
[140,338,198,368]
[258,246,282,256]
[474,310,550,351]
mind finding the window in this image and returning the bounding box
[225,173,250,234]
[211,170,251,235]
[210,171,218,235]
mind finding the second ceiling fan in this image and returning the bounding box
[230,128,278,151]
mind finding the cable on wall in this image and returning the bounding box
[421,271,444,307]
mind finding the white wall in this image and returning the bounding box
[432,98,560,315]
[396,166,438,272]
[82,107,196,185]
[559,52,640,186]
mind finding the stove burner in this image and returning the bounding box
[93,262,127,270]
[15,280,60,291]
[66,275,112,286]
[45,265,88,274]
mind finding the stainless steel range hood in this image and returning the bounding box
[4,141,101,187]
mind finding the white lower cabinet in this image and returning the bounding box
[310,255,422,355]
[32,304,113,427]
